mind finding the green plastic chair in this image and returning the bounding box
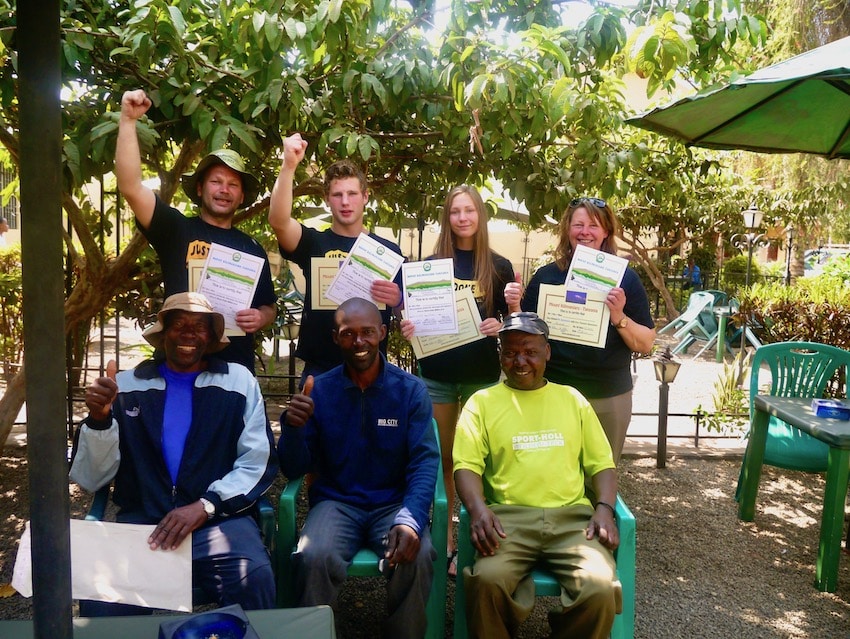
[453,494,636,639]
[276,419,448,639]
[703,289,728,306]
[659,291,714,336]
[736,341,850,500]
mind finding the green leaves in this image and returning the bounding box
[2,0,804,263]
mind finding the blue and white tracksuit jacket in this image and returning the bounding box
[70,357,277,525]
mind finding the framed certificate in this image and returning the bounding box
[537,284,610,348]
[310,257,347,310]
[404,287,485,358]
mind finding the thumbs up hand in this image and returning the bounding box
[504,272,523,313]
[285,375,315,428]
[85,360,119,421]
[302,375,314,397]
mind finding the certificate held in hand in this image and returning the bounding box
[537,285,610,348]
[404,287,485,359]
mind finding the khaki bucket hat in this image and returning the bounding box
[142,292,229,354]
[180,149,261,208]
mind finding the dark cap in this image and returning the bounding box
[499,312,549,337]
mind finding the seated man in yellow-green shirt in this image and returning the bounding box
[453,311,621,639]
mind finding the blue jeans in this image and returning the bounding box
[293,500,435,639]
[79,516,274,616]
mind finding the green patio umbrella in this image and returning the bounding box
[627,35,850,159]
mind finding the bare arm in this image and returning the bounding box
[115,89,156,229]
[586,467,619,550]
[606,287,657,354]
[614,318,656,354]
[455,468,506,556]
[268,133,308,253]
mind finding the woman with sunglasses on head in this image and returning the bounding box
[400,185,517,577]
[518,197,656,462]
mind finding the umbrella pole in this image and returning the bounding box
[20,3,73,638]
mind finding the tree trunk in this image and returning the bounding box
[619,236,680,323]
[0,363,26,448]
[0,231,149,452]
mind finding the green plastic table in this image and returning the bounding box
[738,395,850,592]
[0,606,336,639]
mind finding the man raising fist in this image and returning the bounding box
[115,89,278,372]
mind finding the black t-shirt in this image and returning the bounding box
[139,196,277,372]
[522,261,654,398]
[281,226,403,372]
[417,249,514,384]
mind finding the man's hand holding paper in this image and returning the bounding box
[325,233,405,307]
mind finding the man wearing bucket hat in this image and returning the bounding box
[115,89,277,372]
[70,292,278,615]
[452,312,621,639]
[268,140,404,380]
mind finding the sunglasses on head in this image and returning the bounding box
[570,197,607,208]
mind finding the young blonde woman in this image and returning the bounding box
[400,185,517,577]
[520,197,656,462]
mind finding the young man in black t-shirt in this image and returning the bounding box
[269,139,402,379]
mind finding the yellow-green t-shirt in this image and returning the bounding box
[453,381,615,509]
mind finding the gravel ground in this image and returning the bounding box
[2,333,850,636]
[2,447,850,637]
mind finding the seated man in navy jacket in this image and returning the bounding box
[278,297,438,639]
[70,292,278,615]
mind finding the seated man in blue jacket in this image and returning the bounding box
[70,292,278,615]
[278,297,438,639]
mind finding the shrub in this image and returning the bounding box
[821,253,850,283]
[740,277,850,396]
[742,278,850,349]
[0,245,22,379]
[721,254,763,296]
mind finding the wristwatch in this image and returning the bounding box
[614,316,629,329]
[199,497,216,520]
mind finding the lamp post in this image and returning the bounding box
[281,313,301,397]
[784,224,795,286]
[653,346,681,469]
[730,206,770,380]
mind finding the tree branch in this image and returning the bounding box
[373,9,432,59]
